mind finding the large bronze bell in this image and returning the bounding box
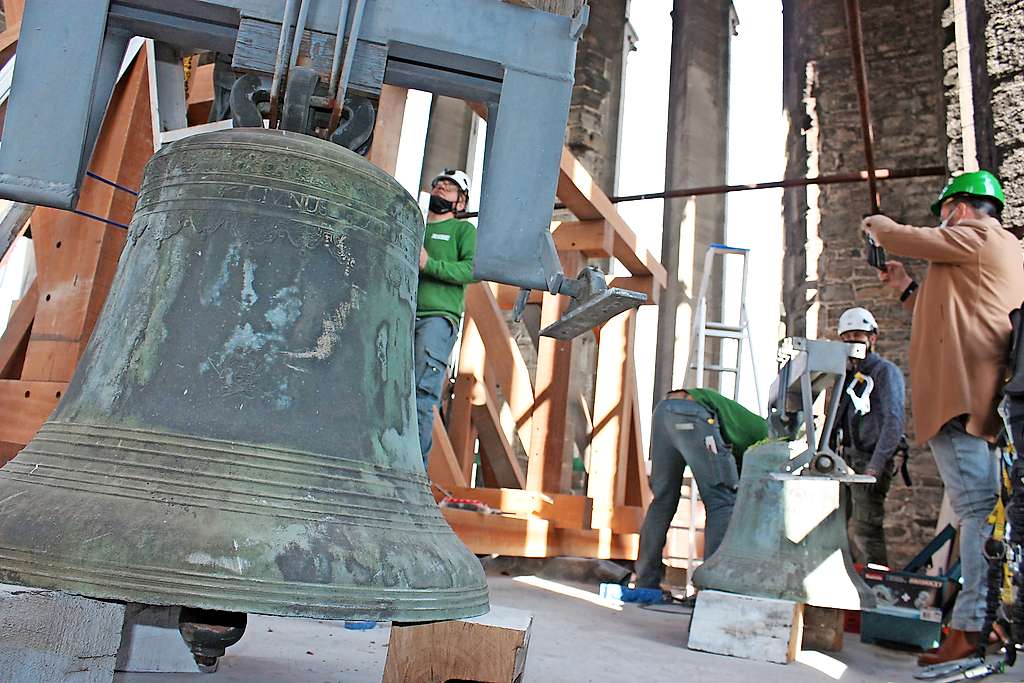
[0,129,489,622]
[692,441,876,610]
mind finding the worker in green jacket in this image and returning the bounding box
[415,169,477,466]
[635,387,768,589]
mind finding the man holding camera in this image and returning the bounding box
[863,171,1024,665]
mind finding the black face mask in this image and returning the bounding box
[429,195,456,215]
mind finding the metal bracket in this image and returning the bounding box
[511,288,530,323]
[767,338,876,484]
[538,266,646,340]
[0,0,581,296]
[570,3,590,40]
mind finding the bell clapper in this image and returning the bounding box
[177,607,248,673]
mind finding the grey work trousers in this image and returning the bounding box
[413,316,457,466]
[635,399,740,589]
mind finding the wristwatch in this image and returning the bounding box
[900,280,919,302]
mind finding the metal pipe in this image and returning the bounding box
[603,166,945,205]
[268,0,301,129]
[288,0,313,73]
[843,0,880,214]
[459,166,946,218]
[327,0,352,100]
[328,0,368,134]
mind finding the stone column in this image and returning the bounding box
[653,0,736,402]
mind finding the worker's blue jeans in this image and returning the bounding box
[414,316,458,467]
[928,419,999,632]
[635,399,740,589]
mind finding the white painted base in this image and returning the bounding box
[687,590,803,665]
[115,605,204,673]
[0,582,125,683]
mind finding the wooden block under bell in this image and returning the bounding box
[382,605,532,683]
[687,590,804,665]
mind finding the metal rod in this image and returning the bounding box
[607,166,944,205]
[801,366,816,461]
[72,208,130,230]
[459,166,946,219]
[843,0,880,214]
[288,0,312,74]
[327,0,352,99]
[819,375,846,454]
[328,0,368,135]
[86,171,138,197]
[269,0,301,129]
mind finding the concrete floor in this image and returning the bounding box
[116,575,1022,683]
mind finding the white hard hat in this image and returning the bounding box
[837,307,878,335]
[431,169,471,197]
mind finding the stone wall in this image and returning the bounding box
[565,0,632,193]
[942,0,1024,222]
[782,0,949,566]
[984,0,1024,227]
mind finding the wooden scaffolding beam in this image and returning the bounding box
[0,41,153,464]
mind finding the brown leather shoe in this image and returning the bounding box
[917,629,980,666]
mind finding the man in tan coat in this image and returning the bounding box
[863,170,1024,666]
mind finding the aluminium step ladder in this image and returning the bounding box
[676,243,761,592]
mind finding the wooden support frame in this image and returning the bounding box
[0,41,152,455]
[587,309,637,529]
[442,508,638,560]
[527,251,581,494]
[427,409,468,490]
[418,102,674,560]
[440,486,593,529]
[0,379,65,465]
[185,62,214,125]
[550,219,613,257]
[556,149,667,288]
[0,281,35,379]
[473,379,527,489]
[366,85,408,175]
[471,283,535,450]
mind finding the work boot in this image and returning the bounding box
[917,629,980,666]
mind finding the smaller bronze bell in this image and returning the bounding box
[692,441,876,610]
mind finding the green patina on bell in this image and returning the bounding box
[693,440,876,610]
[0,129,488,622]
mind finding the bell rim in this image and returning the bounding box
[0,547,489,622]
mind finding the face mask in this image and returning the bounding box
[847,341,868,368]
[428,195,456,215]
